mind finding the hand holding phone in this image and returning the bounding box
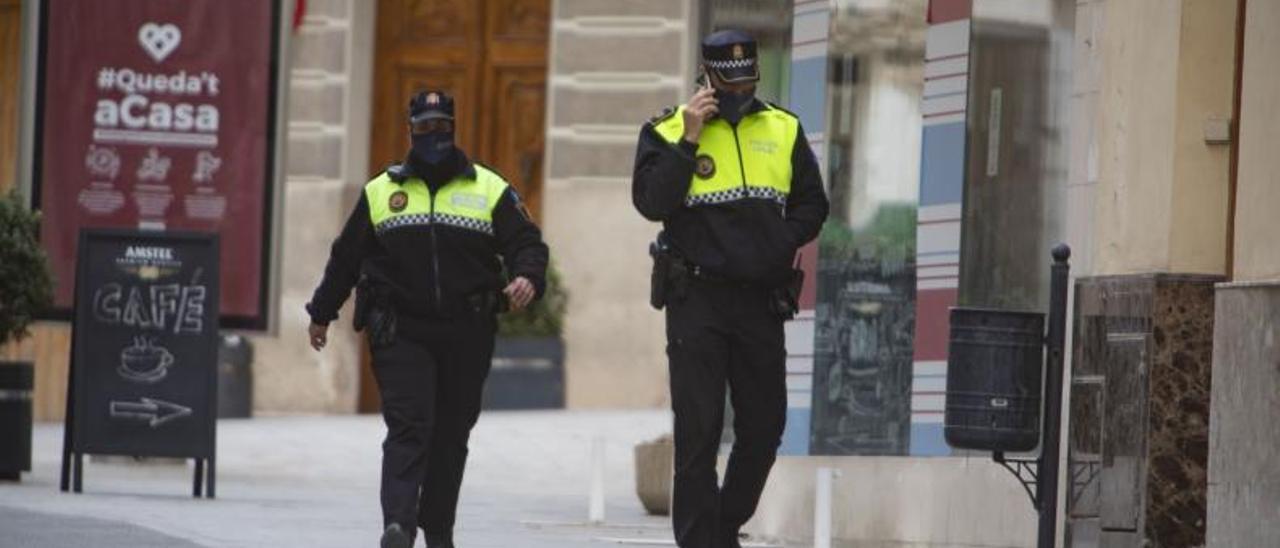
[682,72,718,143]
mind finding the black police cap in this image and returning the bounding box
[409,90,454,123]
[701,29,759,84]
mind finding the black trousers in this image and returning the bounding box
[369,310,495,539]
[665,280,788,548]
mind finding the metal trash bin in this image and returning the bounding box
[945,307,1045,452]
[0,361,33,481]
[217,334,253,418]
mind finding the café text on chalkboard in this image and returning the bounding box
[68,229,219,460]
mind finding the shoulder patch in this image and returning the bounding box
[506,186,535,221]
[765,101,800,119]
[649,106,678,125]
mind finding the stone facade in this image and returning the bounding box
[1207,283,1280,547]
[247,0,374,414]
[1067,275,1219,547]
[542,0,694,408]
[1206,0,1280,544]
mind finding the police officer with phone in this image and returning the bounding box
[306,90,549,548]
[632,30,829,548]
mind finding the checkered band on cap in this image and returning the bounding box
[685,185,787,208]
[705,58,756,70]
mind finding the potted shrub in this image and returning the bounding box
[0,189,55,481]
[485,263,568,410]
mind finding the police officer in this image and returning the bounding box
[632,30,829,548]
[306,90,549,548]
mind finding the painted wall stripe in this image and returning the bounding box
[922,94,968,117]
[917,222,962,254]
[924,76,968,97]
[919,203,963,222]
[925,20,970,59]
[918,278,960,290]
[919,123,967,204]
[918,253,961,267]
[784,3,831,458]
[914,361,947,377]
[912,376,947,393]
[928,0,972,24]
[924,57,969,80]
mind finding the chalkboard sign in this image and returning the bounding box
[61,229,219,497]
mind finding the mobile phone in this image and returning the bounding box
[695,68,710,92]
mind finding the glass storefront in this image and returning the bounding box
[810,0,928,456]
[960,1,1073,311]
[699,0,1074,458]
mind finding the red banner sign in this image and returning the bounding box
[38,0,279,328]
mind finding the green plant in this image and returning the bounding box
[0,189,55,347]
[498,262,567,338]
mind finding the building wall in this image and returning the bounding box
[542,0,693,409]
[1091,0,1235,276]
[247,0,375,414]
[1068,1,1237,545]
[1229,0,1280,283]
[1207,0,1280,545]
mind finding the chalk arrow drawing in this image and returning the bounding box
[109,398,192,427]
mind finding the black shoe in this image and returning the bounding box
[381,523,413,548]
[424,532,455,548]
[721,531,744,548]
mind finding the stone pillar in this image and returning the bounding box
[1066,0,1237,546]
[542,0,694,408]
[247,0,375,414]
[1207,0,1280,544]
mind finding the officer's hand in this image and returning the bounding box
[308,322,328,351]
[682,86,718,143]
[504,277,537,311]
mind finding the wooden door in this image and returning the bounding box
[0,0,21,192]
[360,0,549,413]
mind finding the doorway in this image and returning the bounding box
[359,0,550,413]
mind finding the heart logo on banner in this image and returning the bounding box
[138,23,181,63]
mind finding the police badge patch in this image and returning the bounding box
[695,154,716,179]
[389,191,409,212]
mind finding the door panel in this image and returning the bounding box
[360,0,549,413]
[481,0,548,219]
[0,0,21,192]
[483,66,545,219]
[1100,332,1148,532]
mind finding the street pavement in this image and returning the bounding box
[0,410,737,548]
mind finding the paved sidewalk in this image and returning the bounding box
[0,410,714,547]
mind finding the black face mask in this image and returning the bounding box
[714,88,754,125]
[411,131,454,166]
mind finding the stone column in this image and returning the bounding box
[1066,0,1237,546]
[542,0,694,408]
[1207,0,1280,544]
[247,0,375,414]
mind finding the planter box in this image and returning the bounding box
[635,435,673,516]
[0,360,33,481]
[484,337,564,410]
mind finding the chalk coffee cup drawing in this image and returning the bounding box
[118,336,176,383]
